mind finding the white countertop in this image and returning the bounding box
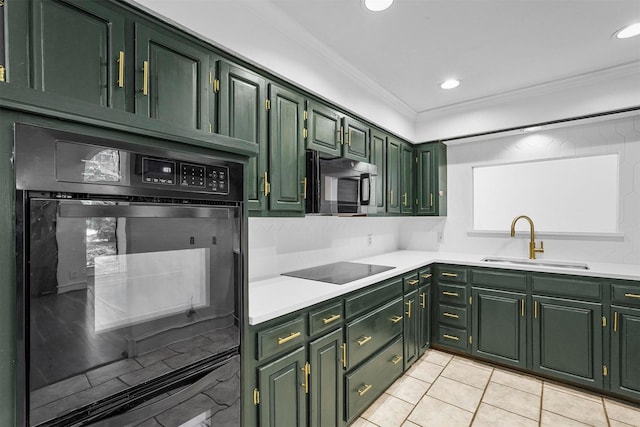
[248,250,640,325]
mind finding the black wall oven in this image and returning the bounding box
[15,124,244,426]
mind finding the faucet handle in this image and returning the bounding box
[536,241,544,253]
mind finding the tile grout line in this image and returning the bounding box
[538,379,544,427]
[467,366,495,426]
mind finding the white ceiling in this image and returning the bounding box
[133,0,640,139]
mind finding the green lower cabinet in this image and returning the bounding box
[403,290,418,369]
[532,295,603,389]
[472,288,527,369]
[610,306,640,400]
[257,346,308,426]
[309,329,344,427]
[418,284,431,355]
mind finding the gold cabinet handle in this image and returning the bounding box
[442,272,458,278]
[406,300,412,318]
[443,312,459,319]
[407,279,419,286]
[624,293,640,299]
[430,192,433,207]
[391,355,403,365]
[390,315,403,324]
[357,336,372,346]
[348,129,352,146]
[301,177,307,199]
[420,292,426,308]
[534,300,538,319]
[443,334,460,341]
[278,331,301,345]
[263,172,270,196]
[300,362,310,394]
[421,273,432,279]
[614,311,618,332]
[357,384,372,396]
[253,388,260,405]
[521,299,525,317]
[117,51,125,88]
[342,343,347,368]
[322,314,341,324]
[0,65,5,83]
[442,291,459,297]
[402,193,408,206]
[339,126,344,144]
[142,60,149,95]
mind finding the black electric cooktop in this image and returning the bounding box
[282,262,395,285]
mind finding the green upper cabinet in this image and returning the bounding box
[306,100,369,162]
[216,60,268,211]
[369,129,387,211]
[386,136,401,214]
[135,23,210,131]
[30,0,125,108]
[306,100,342,156]
[415,142,447,216]
[400,142,414,215]
[342,116,369,162]
[268,83,306,214]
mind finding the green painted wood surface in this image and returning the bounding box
[306,100,341,156]
[403,290,419,369]
[342,116,369,162]
[369,129,387,211]
[309,328,344,427]
[418,284,431,355]
[386,137,401,213]
[400,142,414,214]
[610,305,640,399]
[415,145,434,215]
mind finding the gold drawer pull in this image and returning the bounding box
[421,273,432,279]
[357,336,372,346]
[614,311,618,332]
[357,384,372,396]
[442,291,459,297]
[390,315,403,324]
[322,314,341,324]
[443,312,459,319]
[391,355,403,365]
[407,279,419,286]
[277,331,301,345]
[624,293,640,299]
[443,334,460,341]
[442,272,458,278]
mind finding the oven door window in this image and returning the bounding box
[27,199,240,425]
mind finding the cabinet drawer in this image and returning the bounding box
[309,301,343,336]
[531,275,601,299]
[346,297,403,369]
[257,316,306,361]
[471,269,527,291]
[438,304,467,328]
[437,266,467,283]
[438,283,467,305]
[403,272,420,293]
[437,325,468,351]
[345,278,402,319]
[419,267,432,285]
[345,336,404,423]
[612,283,640,307]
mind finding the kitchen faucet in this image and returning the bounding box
[510,215,544,259]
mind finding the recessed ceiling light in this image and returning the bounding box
[615,22,640,39]
[440,79,460,90]
[363,0,394,12]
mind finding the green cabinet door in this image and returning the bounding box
[404,290,418,369]
[532,296,603,389]
[135,23,210,131]
[418,284,431,355]
[217,60,268,211]
[400,142,414,215]
[415,143,447,216]
[386,137,401,214]
[257,346,307,427]
[31,0,125,108]
[472,288,527,369]
[342,116,369,162]
[610,306,640,400]
[306,100,342,156]
[268,84,306,213]
[309,329,344,427]
[370,129,386,211]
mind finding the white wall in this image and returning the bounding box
[405,113,640,265]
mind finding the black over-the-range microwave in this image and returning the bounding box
[305,150,378,216]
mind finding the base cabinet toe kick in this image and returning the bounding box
[244,263,640,426]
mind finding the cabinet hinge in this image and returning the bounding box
[303,110,308,120]
[265,99,271,111]
[214,79,220,93]
[603,365,608,377]
[253,388,260,405]
[303,128,308,139]
[469,296,472,305]
[0,65,5,82]
[602,316,607,327]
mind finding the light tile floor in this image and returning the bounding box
[351,349,640,427]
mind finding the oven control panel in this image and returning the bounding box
[141,157,229,194]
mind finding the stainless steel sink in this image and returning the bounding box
[481,256,589,270]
